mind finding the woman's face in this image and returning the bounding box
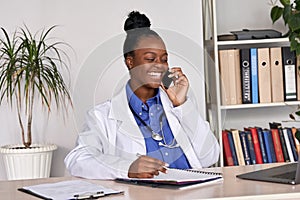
[127,36,168,89]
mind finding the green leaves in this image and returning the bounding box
[271,0,300,56]
[271,6,284,23]
[289,32,300,54]
[0,25,72,148]
[280,0,291,6]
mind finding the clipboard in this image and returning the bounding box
[18,180,124,200]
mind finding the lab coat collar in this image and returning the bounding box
[109,86,145,146]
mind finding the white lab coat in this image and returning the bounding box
[64,87,220,179]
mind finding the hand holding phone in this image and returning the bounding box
[161,67,189,107]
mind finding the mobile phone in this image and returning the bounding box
[162,71,173,88]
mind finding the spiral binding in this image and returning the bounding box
[182,169,223,176]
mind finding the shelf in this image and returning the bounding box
[220,101,300,110]
[202,0,295,167]
[217,38,290,49]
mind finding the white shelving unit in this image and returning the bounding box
[202,0,300,166]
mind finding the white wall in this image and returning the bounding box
[0,0,205,179]
[215,0,287,35]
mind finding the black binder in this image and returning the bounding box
[240,49,252,103]
[282,47,297,101]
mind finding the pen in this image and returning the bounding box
[136,153,142,157]
[73,191,104,200]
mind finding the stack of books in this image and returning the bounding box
[222,123,300,166]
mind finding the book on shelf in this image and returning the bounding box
[270,128,285,162]
[282,46,297,101]
[278,128,291,162]
[239,131,251,165]
[270,47,284,102]
[222,130,234,166]
[283,128,295,162]
[292,127,300,154]
[257,48,272,103]
[244,127,263,164]
[245,130,257,165]
[231,129,245,165]
[226,130,239,165]
[286,127,299,161]
[255,127,268,163]
[269,122,283,129]
[262,129,277,163]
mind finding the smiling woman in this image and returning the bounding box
[64,10,220,180]
[126,36,169,100]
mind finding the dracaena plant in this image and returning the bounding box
[271,0,300,55]
[0,25,72,148]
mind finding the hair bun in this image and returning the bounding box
[124,11,151,32]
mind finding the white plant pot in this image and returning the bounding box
[0,144,57,180]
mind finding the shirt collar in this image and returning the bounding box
[126,81,161,114]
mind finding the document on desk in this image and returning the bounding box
[18,180,124,200]
[116,168,223,190]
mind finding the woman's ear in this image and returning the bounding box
[125,56,134,70]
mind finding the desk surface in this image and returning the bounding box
[1,163,300,200]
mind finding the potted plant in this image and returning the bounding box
[0,25,72,180]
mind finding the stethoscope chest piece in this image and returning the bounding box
[152,132,163,141]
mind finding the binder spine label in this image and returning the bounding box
[284,64,297,99]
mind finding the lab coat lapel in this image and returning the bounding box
[160,89,181,139]
[160,89,201,167]
[109,87,146,148]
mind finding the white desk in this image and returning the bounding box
[1,163,300,200]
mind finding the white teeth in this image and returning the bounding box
[148,72,162,77]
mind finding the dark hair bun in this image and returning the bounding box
[124,11,151,32]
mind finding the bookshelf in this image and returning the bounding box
[202,0,300,166]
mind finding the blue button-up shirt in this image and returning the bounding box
[126,82,191,169]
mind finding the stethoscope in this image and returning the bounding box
[128,103,179,149]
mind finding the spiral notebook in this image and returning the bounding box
[115,168,223,190]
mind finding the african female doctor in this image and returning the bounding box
[64,11,220,179]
